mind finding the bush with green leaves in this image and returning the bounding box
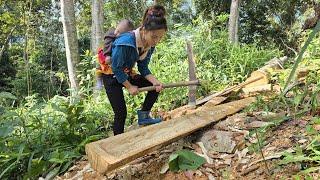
[0,94,111,179]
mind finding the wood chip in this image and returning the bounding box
[197,142,213,164]
[160,163,169,174]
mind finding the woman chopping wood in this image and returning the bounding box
[101,5,167,135]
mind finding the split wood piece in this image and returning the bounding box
[185,96,228,116]
[244,56,288,88]
[164,105,192,121]
[205,96,228,106]
[85,97,255,174]
[164,96,227,120]
[242,84,272,95]
[196,76,263,105]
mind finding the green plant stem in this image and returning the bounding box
[283,20,320,94]
[255,129,271,175]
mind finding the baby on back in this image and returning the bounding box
[103,19,134,64]
[96,19,134,74]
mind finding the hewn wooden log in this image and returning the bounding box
[85,97,255,174]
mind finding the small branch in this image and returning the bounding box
[280,38,298,56]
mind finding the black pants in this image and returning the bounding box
[102,74,159,135]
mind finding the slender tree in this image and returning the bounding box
[228,0,240,44]
[23,1,33,96]
[0,26,16,62]
[60,0,79,93]
[91,0,104,54]
[91,0,104,91]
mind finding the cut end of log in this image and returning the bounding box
[85,143,111,173]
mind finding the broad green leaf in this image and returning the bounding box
[305,175,313,180]
[168,150,206,172]
[168,153,179,172]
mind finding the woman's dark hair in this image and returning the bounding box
[142,5,167,31]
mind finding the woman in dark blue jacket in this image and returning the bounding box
[102,5,167,135]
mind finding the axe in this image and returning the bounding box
[138,41,199,105]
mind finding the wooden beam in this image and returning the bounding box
[196,76,262,105]
[85,97,255,174]
[186,41,197,106]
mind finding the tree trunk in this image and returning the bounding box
[60,0,79,93]
[24,1,33,96]
[0,25,17,62]
[91,0,104,54]
[91,0,104,92]
[228,0,240,44]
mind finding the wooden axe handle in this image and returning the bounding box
[138,80,200,92]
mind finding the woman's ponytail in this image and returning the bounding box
[141,5,167,31]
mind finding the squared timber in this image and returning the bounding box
[85,97,255,174]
